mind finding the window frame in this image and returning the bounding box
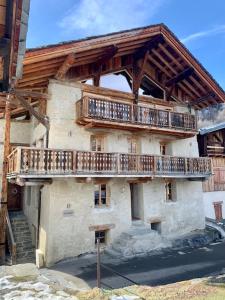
[165,180,176,202]
[128,136,138,154]
[95,230,107,245]
[90,135,105,152]
[94,184,110,207]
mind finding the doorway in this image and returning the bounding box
[7,183,22,211]
[213,201,223,222]
[130,183,142,220]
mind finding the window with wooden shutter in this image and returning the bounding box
[165,180,176,202]
[160,143,167,155]
[91,135,104,152]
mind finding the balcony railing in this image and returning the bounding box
[8,147,212,178]
[76,96,197,133]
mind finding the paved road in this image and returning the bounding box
[52,240,225,289]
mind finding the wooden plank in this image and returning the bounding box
[0,99,10,263]
[16,95,49,129]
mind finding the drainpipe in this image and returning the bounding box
[36,185,43,249]
[45,128,49,148]
[44,116,49,148]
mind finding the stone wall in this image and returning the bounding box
[19,80,205,266]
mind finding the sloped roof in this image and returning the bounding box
[199,122,225,135]
[19,23,225,109]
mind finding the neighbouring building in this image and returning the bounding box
[198,123,225,222]
[1,24,225,266]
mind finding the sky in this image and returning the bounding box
[26,0,225,89]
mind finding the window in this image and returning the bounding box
[151,222,161,233]
[94,184,109,207]
[160,143,167,155]
[128,137,138,154]
[165,181,176,202]
[90,135,104,152]
[95,230,107,244]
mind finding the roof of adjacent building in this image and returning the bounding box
[199,122,225,135]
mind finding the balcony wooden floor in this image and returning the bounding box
[7,147,212,180]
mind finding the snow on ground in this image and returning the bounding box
[0,275,76,299]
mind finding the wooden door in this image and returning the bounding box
[213,201,223,222]
[7,183,22,211]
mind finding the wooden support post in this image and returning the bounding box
[0,99,11,263]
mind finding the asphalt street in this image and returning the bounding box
[52,240,225,289]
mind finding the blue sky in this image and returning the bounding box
[27,0,225,89]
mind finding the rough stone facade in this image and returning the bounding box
[1,80,206,266]
[21,80,205,266]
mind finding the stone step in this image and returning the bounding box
[9,211,35,264]
[107,224,172,257]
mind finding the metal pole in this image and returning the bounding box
[97,238,101,288]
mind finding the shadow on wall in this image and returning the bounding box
[198,104,225,129]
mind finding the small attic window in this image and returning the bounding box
[140,76,165,99]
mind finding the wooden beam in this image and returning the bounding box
[92,45,118,86]
[14,89,49,100]
[131,37,165,103]
[132,50,149,103]
[55,53,76,80]
[165,67,194,87]
[190,92,216,106]
[134,35,164,60]
[0,99,11,263]
[16,95,49,129]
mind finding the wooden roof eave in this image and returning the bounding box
[160,26,225,104]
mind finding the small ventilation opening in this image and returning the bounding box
[151,222,161,233]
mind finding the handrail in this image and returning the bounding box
[8,146,211,160]
[6,211,16,264]
[7,147,212,177]
[78,96,197,131]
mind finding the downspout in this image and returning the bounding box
[44,116,49,148]
[36,185,43,249]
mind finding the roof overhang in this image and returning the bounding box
[0,0,30,92]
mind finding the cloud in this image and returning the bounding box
[59,0,165,37]
[181,25,225,44]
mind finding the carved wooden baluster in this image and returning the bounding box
[39,149,44,173]
[33,149,37,173]
[68,151,72,173]
[51,150,56,173]
[62,151,65,173]
[76,152,80,171]
[22,149,29,173]
[81,151,85,172]
[64,151,67,173]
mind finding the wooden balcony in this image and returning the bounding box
[7,147,212,179]
[76,96,197,137]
